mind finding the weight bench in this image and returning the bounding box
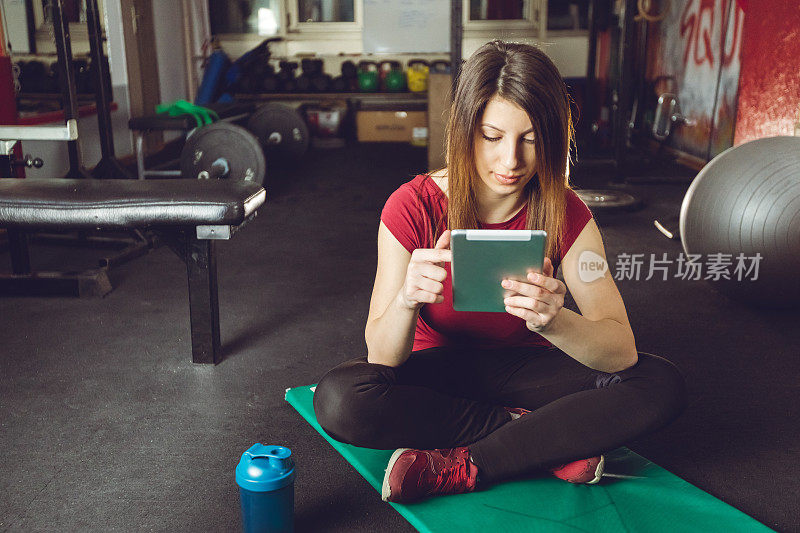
[0,178,266,364]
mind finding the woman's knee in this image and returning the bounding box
[312,358,393,445]
[631,352,688,422]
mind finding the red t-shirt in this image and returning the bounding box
[380,173,593,352]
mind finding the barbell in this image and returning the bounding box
[179,103,310,185]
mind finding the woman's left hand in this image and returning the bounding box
[501,257,566,333]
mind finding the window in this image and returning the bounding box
[547,0,589,31]
[297,0,354,23]
[468,0,528,21]
[208,0,282,36]
[287,0,360,33]
[463,0,541,34]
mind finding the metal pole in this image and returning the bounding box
[583,0,599,146]
[7,230,31,275]
[185,234,221,364]
[86,0,114,155]
[613,0,636,181]
[51,0,89,178]
[450,0,462,96]
[24,0,37,54]
[86,0,131,178]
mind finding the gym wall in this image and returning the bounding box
[151,0,189,143]
[733,0,800,145]
[644,0,746,161]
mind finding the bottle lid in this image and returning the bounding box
[236,444,295,492]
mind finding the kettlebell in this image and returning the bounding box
[341,60,357,79]
[331,75,348,92]
[341,60,359,91]
[295,73,312,93]
[20,60,49,93]
[384,61,406,93]
[406,60,429,93]
[378,60,393,92]
[431,60,451,74]
[277,61,299,93]
[357,61,379,93]
[311,73,332,92]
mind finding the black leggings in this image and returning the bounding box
[313,345,687,484]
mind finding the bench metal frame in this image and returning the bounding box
[1,221,251,364]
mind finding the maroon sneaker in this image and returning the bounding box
[502,407,603,484]
[381,447,478,503]
[549,455,605,484]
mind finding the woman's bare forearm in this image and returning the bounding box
[541,308,638,372]
[365,290,420,367]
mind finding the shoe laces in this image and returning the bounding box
[428,449,471,493]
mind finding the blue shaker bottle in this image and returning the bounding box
[236,444,295,533]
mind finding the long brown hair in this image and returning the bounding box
[425,40,576,261]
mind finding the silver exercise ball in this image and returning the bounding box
[680,136,800,307]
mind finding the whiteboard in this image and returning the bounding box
[363,0,450,54]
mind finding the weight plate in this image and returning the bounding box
[246,103,310,159]
[576,189,642,211]
[180,122,267,185]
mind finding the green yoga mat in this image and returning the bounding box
[286,385,772,533]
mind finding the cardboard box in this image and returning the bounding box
[357,111,427,143]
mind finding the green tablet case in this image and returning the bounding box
[451,229,547,312]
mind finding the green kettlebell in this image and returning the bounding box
[357,61,379,93]
[385,61,406,93]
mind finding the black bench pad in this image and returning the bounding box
[0,179,265,229]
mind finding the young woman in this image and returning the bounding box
[313,40,687,503]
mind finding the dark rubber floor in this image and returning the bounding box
[0,143,797,532]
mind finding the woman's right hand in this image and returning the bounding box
[399,230,452,309]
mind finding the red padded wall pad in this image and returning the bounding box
[734,0,800,144]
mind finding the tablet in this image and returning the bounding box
[450,229,547,312]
